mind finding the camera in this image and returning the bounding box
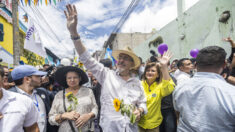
[150,50,158,62]
[41,65,56,89]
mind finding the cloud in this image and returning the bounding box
[86,17,119,30]
[81,34,109,53]
[18,0,199,59]
[121,0,177,33]
[121,0,199,33]
[19,0,125,58]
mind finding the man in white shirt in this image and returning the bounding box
[174,58,194,85]
[64,4,147,132]
[9,65,47,132]
[0,66,39,132]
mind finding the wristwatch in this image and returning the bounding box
[71,35,80,41]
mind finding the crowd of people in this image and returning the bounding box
[0,4,235,132]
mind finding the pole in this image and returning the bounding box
[12,0,20,66]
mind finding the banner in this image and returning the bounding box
[24,20,47,58]
[104,47,116,66]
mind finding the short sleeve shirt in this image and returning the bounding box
[0,88,38,132]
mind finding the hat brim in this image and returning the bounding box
[32,71,47,76]
[54,66,88,88]
[112,50,140,69]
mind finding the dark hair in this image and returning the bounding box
[196,46,226,69]
[14,78,24,86]
[177,58,190,68]
[143,62,162,83]
[0,66,4,77]
[100,59,112,68]
[190,58,196,64]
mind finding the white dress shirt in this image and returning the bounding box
[15,87,47,132]
[173,69,191,85]
[0,88,38,132]
[80,51,147,132]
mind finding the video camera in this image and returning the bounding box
[150,50,158,62]
[41,65,56,88]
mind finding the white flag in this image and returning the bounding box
[24,20,47,58]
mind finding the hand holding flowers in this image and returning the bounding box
[113,98,142,124]
[65,92,82,132]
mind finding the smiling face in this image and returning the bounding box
[66,71,80,88]
[145,66,159,82]
[116,53,134,73]
[143,62,162,83]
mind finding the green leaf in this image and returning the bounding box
[130,113,136,124]
[67,105,73,112]
[121,107,125,116]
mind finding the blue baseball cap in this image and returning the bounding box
[11,65,47,81]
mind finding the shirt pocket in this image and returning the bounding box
[3,110,24,125]
[127,89,142,105]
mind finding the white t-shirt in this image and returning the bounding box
[0,88,38,132]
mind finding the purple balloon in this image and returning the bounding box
[190,49,199,58]
[158,43,168,55]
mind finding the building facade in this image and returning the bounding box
[133,0,235,62]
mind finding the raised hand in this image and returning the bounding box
[223,37,235,47]
[158,51,173,67]
[64,4,78,35]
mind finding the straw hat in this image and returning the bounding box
[112,46,141,69]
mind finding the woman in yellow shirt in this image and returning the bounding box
[138,51,175,132]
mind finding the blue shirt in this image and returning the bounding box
[173,72,235,132]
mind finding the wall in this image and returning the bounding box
[0,7,44,67]
[0,8,13,66]
[112,33,154,50]
[134,0,235,62]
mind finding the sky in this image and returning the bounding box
[19,0,199,59]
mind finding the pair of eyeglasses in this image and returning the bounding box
[118,56,133,62]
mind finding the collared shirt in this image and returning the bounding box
[173,69,191,85]
[15,87,47,132]
[80,51,147,132]
[173,72,235,132]
[0,88,38,132]
[138,79,175,129]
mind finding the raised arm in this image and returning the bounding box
[64,4,86,55]
[64,4,109,84]
[223,37,235,63]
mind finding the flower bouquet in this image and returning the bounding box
[66,92,81,132]
[113,98,136,124]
